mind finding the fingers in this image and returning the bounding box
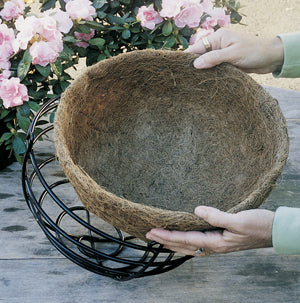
[185,30,222,54]
[146,228,223,256]
[146,229,203,247]
[195,206,238,230]
[193,48,233,69]
[146,229,209,257]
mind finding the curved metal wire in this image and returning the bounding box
[22,96,192,281]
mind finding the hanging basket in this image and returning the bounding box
[54,49,289,241]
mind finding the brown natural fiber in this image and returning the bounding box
[54,49,289,241]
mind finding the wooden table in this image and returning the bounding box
[0,86,299,303]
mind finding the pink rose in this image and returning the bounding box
[66,0,96,21]
[30,41,61,66]
[0,77,28,109]
[201,0,213,13]
[0,23,15,69]
[75,41,89,48]
[0,70,11,82]
[189,28,213,45]
[14,15,64,66]
[43,8,73,34]
[137,5,163,30]
[74,28,95,41]
[74,28,95,48]
[14,16,39,50]
[174,1,204,28]
[74,29,95,48]
[201,7,230,29]
[160,0,182,18]
[0,0,25,21]
[39,16,63,48]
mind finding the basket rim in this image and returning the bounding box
[54,49,289,240]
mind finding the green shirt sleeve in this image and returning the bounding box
[273,32,300,78]
[272,206,300,255]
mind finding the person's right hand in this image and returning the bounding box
[185,28,284,74]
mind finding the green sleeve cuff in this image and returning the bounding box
[273,32,300,78]
[272,207,300,255]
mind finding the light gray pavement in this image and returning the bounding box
[0,86,300,303]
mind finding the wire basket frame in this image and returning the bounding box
[22,96,192,281]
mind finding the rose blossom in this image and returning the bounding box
[174,0,204,28]
[201,0,213,13]
[74,28,95,48]
[0,77,29,109]
[0,0,25,21]
[160,0,182,18]
[30,40,61,66]
[65,0,96,21]
[137,5,163,30]
[0,23,15,69]
[38,15,63,45]
[0,70,11,82]
[43,8,73,34]
[13,16,40,50]
[14,15,64,66]
[201,7,230,30]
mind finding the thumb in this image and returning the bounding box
[195,206,236,229]
[193,48,232,69]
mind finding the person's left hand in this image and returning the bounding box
[146,206,274,257]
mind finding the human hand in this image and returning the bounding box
[185,28,284,74]
[146,206,274,257]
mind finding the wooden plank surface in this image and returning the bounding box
[1,86,300,303]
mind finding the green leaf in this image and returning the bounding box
[122,29,131,39]
[60,81,70,92]
[163,35,176,49]
[28,88,47,100]
[28,101,41,112]
[76,24,94,34]
[12,135,26,155]
[93,0,106,9]
[162,21,173,36]
[18,102,31,116]
[17,50,32,81]
[0,132,12,143]
[130,26,140,34]
[50,111,56,124]
[97,11,107,19]
[97,53,106,61]
[178,35,189,49]
[53,82,63,95]
[154,36,166,43]
[63,36,78,43]
[109,0,120,8]
[0,109,10,120]
[41,0,56,11]
[16,112,31,132]
[35,64,51,77]
[82,20,106,31]
[89,38,106,49]
[59,45,74,60]
[50,58,62,77]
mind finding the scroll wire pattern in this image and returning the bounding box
[22,96,192,281]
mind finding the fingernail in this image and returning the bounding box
[195,206,208,217]
[194,57,205,69]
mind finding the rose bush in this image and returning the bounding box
[0,0,243,166]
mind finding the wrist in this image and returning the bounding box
[270,37,284,73]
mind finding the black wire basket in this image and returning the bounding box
[22,96,192,281]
